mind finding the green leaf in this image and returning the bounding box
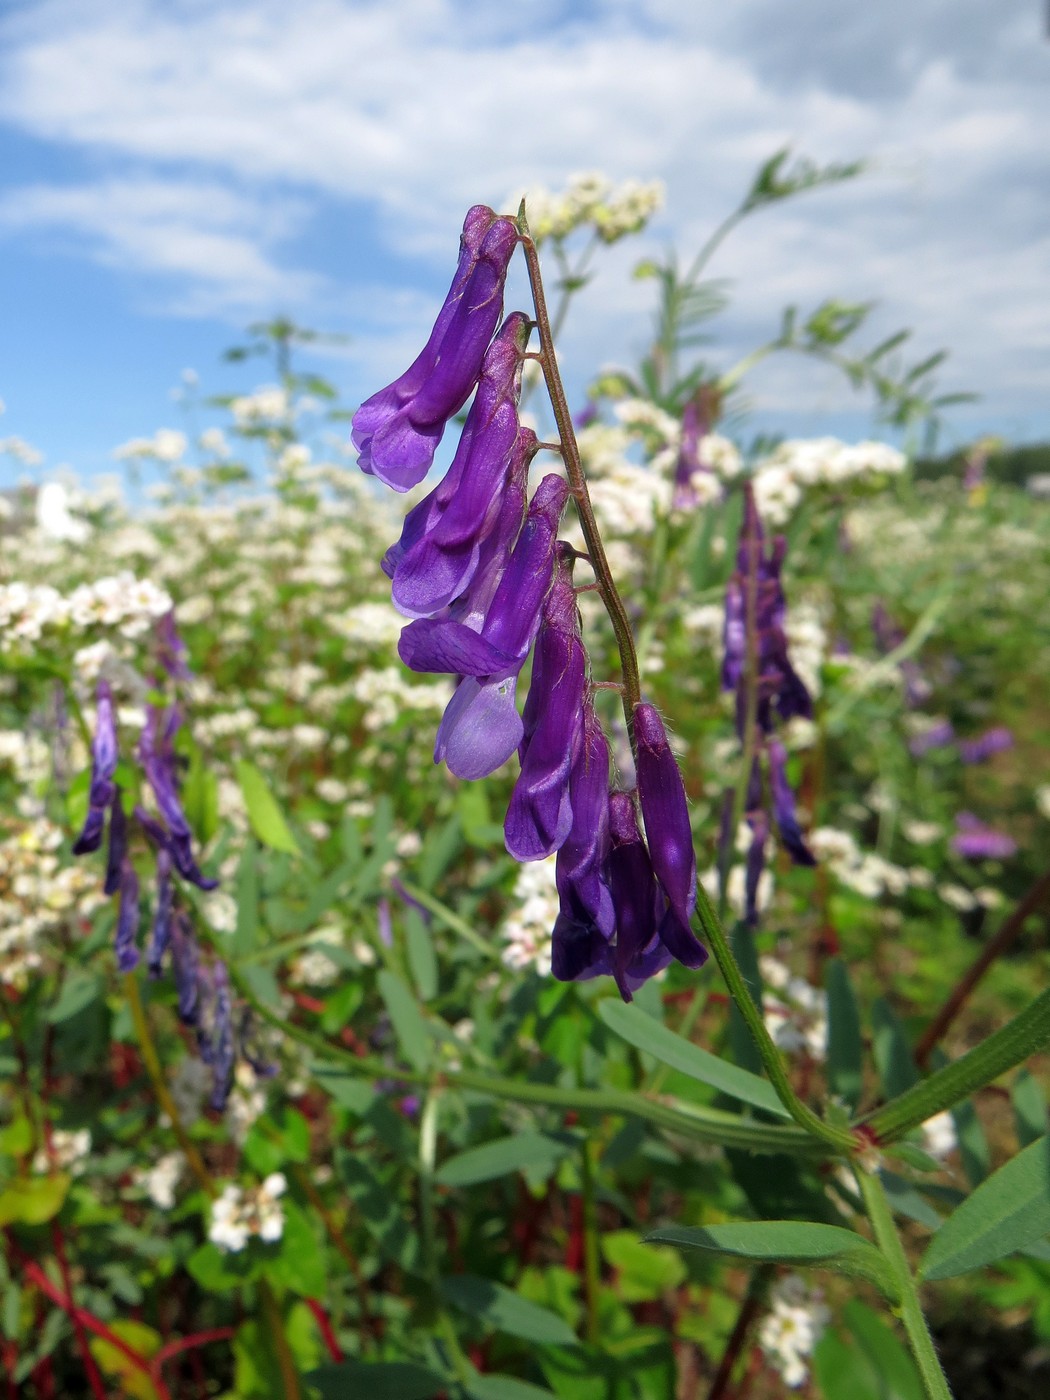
[89,1319,162,1400]
[264,1201,326,1297]
[377,970,430,1071]
[871,998,919,1099]
[234,759,300,856]
[467,1376,557,1400]
[825,959,863,1108]
[843,1300,925,1400]
[46,971,102,1024]
[813,1328,882,1400]
[233,848,259,957]
[406,908,438,1001]
[646,1221,897,1297]
[598,1000,790,1119]
[308,1362,445,1400]
[0,1174,70,1226]
[436,1132,571,1188]
[728,920,764,1076]
[185,1241,255,1292]
[340,1158,421,1273]
[441,1274,577,1346]
[1012,1070,1046,1148]
[601,1231,686,1301]
[919,1135,1050,1281]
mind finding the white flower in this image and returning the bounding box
[133,1151,185,1209]
[36,483,90,543]
[502,856,559,977]
[921,1111,958,1162]
[208,1173,287,1253]
[758,1274,830,1390]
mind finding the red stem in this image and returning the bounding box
[914,868,1050,1068]
[150,1326,237,1382]
[305,1298,343,1362]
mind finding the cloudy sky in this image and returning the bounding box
[1,0,1048,484]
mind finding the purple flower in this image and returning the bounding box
[504,559,587,861]
[959,726,1014,764]
[171,912,200,1024]
[72,680,118,855]
[634,702,706,967]
[952,812,1017,861]
[156,609,192,680]
[352,206,518,491]
[909,720,955,757]
[104,791,128,897]
[768,739,816,867]
[607,793,674,1003]
[139,706,218,890]
[401,474,569,780]
[672,391,719,511]
[147,848,174,976]
[551,705,615,983]
[386,316,532,618]
[196,961,236,1112]
[113,857,140,973]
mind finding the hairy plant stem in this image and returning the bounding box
[856,1169,953,1400]
[227,961,823,1157]
[579,1133,602,1346]
[692,885,856,1154]
[259,1278,302,1400]
[861,985,1050,1144]
[518,211,642,746]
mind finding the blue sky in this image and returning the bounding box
[1,0,1048,487]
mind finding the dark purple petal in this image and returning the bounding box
[352,208,518,491]
[171,912,200,1025]
[744,811,769,927]
[959,726,1014,764]
[478,473,568,661]
[114,859,140,973]
[504,572,586,861]
[156,609,192,680]
[634,702,701,949]
[104,794,128,897]
[148,848,174,976]
[398,620,519,676]
[139,708,218,890]
[72,679,119,854]
[607,792,662,1003]
[909,720,955,757]
[768,739,816,867]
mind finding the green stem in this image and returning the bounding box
[259,1278,302,1400]
[692,885,856,1154]
[228,963,821,1156]
[518,213,642,741]
[861,986,1050,1144]
[579,1136,602,1347]
[418,1091,472,1385]
[856,1170,953,1400]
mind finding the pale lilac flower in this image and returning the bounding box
[71,680,118,855]
[952,812,1017,861]
[959,726,1014,764]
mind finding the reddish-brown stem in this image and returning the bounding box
[150,1326,236,1383]
[49,1222,109,1400]
[706,1266,772,1400]
[305,1298,344,1362]
[914,868,1050,1068]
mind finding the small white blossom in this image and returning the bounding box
[758,1274,830,1389]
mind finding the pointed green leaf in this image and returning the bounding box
[308,1362,445,1400]
[467,1376,557,1400]
[728,920,764,1076]
[919,1135,1050,1281]
[599,1000,790,1118]
[646,1221,897,1297]
[1012,1070,1046,1148]
[0,1174,71,1227]
[377,970,430,1071]
[843,1300,925,1400]
[406,908,438,1001]
[825,959,863,1108]
[234,759,300,856]
[441,1274,577,1346]
[436,1132,570,1188]
[872,998,919,1099]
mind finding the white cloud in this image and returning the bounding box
[0,0,1046,434]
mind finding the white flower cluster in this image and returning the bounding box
[1,818,104,988]
[808,827,912,900]
[133,1151,185,1209]
[208,1173,287,1253]
[230,386,290,427]
[784,602,827,700]
[518,173,664,244]
[760,956,828,1060]
[758,1274,831,1389]
[753,438,906,526]
[921,1110,958,1162]
[501,855,559,977]
[115,428,187,462]
[0,573,172,650]
[352,667,452,731]
[33,1127,91,1176]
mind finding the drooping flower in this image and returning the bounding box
[352,206,518,491]
[952,812,1017,861]
[139,705,218,890]
[71,679,118,855]
[958,726,1013,765]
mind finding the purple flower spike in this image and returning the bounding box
[389,315,531,619]
[104,794,128,897]
[148,848,174,976]
[959,726,1014,764]
[768,740,816,867]
[505,566,586,861]
[744,809,769,927]
[171,912,200,1025]
[634,703,705,968]
[72,680,119,855]
[114,859,140,973]
[139,707,218,890]
[202,962,236,1112]
[952,812,1017,861]
[607,792,672,1003]
[551,707,615,983]
[352,206,518,491]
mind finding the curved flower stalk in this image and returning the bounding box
[352,204,709,997]
[722,482,816,923]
